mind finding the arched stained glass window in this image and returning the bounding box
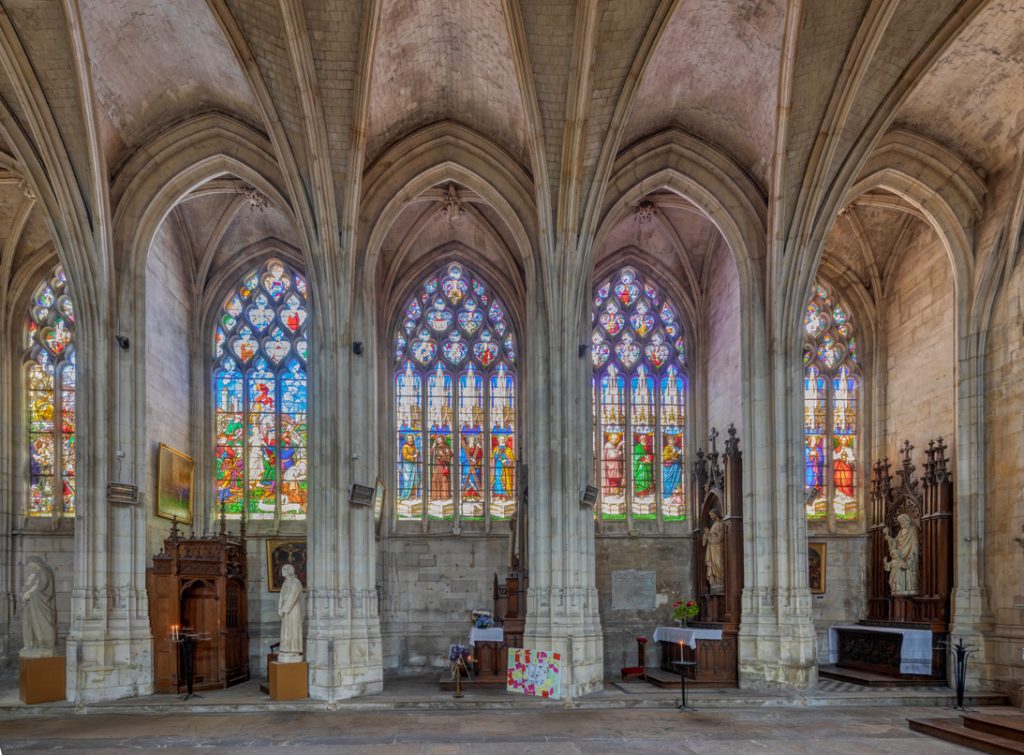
[394,262,517,522]
[24,264,76,516]
[213,259,308,521]
[803,282,859,522]
[592,267,686,522]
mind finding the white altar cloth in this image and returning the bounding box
[827,624,932,676]
[468,627,504,646]
[652,626,723,649]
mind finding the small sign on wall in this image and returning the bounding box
[611,569,657,610]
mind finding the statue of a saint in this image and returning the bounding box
[277,564,304,663]
[703,509,725,594]
[20,556,58,658]
[883,512,920,596]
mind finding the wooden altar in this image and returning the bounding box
[658,426,742,686]
[827,438,952,684]
[148,520,250,693]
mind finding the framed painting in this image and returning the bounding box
[156,443,194,524]
[808,542,826,594]
[373,478,385,539]
[266,538,307,592]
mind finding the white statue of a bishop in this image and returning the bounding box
[20,556,58,658]
[277,564,304,663]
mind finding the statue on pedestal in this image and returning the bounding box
[884,513,920,597]
[277,564,304,662]
[20,556,57,658]
[703,509,725,594]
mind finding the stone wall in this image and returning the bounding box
[595,534,692,676]
[145,222,194,554]
[705,243,743,439]
[378,533,508,673]
[808,535,868,661]
[983,254,1024,697]
[884,225,956,454]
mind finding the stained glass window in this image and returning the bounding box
[593,267,686,522]
[803,282,859,522]
[394,263,517,523]
[24,264,76,516]
[213,259,308,520]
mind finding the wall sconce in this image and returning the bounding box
[580,484,598,508]
[353,342,364,355]
[116,335,130,350]
[578,344,588,359]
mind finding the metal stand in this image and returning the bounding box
[173,630,210,701]
[672,660,698,711]
[453,654,468,698]
[949,637,977,711]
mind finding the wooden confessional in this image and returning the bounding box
[661,425,743,686]
[148,520,250,693]
[827,438,953,683]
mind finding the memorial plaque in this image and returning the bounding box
[611,569,656,610]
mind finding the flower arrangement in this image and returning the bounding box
[672,599,699,625]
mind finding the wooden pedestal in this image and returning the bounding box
[269,661,308,700]
[19,656,66,704]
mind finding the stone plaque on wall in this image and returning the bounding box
[611,570,656,610]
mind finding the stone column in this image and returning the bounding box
[735,298,818,690]
[0,323,14,666]
[522,269,604,698]
[65,321,153,703]
[305,269,383,701]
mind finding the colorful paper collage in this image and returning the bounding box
[506,648,561,699]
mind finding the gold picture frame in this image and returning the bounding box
[266,538,307,592]
[808,542,826,594]
[155,443,194,525]
[373,478,385,540]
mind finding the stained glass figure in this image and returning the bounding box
[592,267,686,522]
[802,282,860,522]
[458,365,485,518]
[213,259,308,521]
[24,265,76,516]
[393,262,517,523]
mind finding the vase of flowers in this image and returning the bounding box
[672,599,699,627]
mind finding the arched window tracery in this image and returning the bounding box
[803,282,860,522]
[213,259,309,521]
[393,262,517,523]
[24,264,76,517]
[592,267,686,522]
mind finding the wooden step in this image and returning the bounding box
[908,717,1024,754]
[819,665,939,687]
[965,715,1024,744]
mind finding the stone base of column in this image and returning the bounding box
[525,587,604,699]
[306,608,383,702]
[64,634,153,703]
[951,586,994,690]
[738,589,817,690]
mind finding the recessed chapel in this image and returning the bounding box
[2,1,1024,746]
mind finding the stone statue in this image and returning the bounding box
[277,564,304,663]
[703,509,725,594]
[20,556,58,658]
[883,513,920,596]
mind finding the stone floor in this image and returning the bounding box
[0,703,1009,753]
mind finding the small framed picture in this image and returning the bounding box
[808,542,826,594]
[266,539,307,592]
[373,478,385,539]
[156,443,194,525]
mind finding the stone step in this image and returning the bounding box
[908,717,1024,754]
[819,665,938,687]
[965,714,1024,744]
